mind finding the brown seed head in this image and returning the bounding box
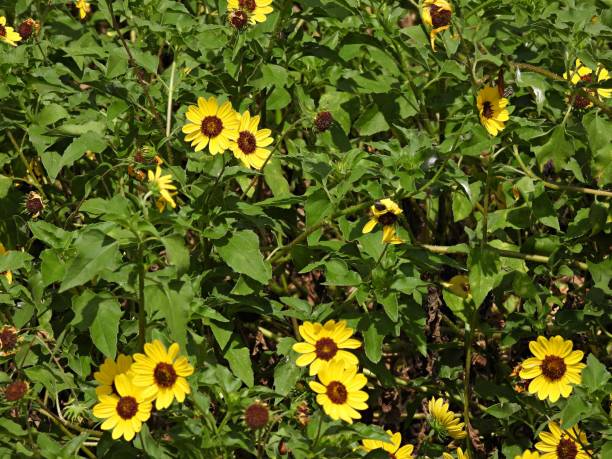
[4,380,28,401]
[314,111,333,132]
[244,402,269,430]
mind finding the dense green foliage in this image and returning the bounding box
[0,0,611,458]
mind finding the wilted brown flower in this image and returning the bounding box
[4,379,28,401]
[17,18,40,40]
[314,111,333,132]
[229,9,249,30]
[0,325,21,356]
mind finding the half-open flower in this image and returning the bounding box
[421,0,452,51]
[362,198,403,244]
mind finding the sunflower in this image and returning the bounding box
[421,0,452,51]
[308,360,368,424]
[182,97,239,155]
[515,452,540,459]
[147,166,177,210]
[362,198,403,244]
[0,243,12,285]
[0,325,22,357]
[131,340,194,410]
[93,373,152,441]
[518,335,586,403]
[362,430,414,459]
[535,422,590,459]
[427,397,467,440]
[476,86,510,136]
[230,111,274,170]
[563,59,611,109]
[443,447,469,459]
[0,16,22,47]
[75,0,91,20]
[228,0,274,24]
[292,320,361,376]
[94,354,133,397]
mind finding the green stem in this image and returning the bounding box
[462,301,478,455]
[464,0,498,19]
[512,146,612,198]
[311,413,323,449]
[137,244,146,349]
[165,57,177,138]
[481,157,492,248]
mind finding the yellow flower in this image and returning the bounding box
[427,397,466,440]
[0,243,12,285]
[147,166,177,210]
[477,86,510,136]
[443,447,470,459]
[308,360,368,424]
[228,0,274,24]
[362,430,414,459]
[292,320,361,376]
[518,336,585,403]
[443,274,470,298]
[514,451,540,459]
[0,17,22,47]
[0,325,22,357]
[131,340,194,410]
[362,198,403,244]
[563,59,611,108]
[182,97,239,155]
[93,373,152,441]
[93,354,134,397]
[230,111,274,170]
[75,0,91,20]
[535,422,590,459]
[421,0,452,51]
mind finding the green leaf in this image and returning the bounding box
[532,126,574,172]
[484,402,521,419]
[59,230,120,292]
[45,132,107,181]
[162,235,190,275]
[0,419,27,436]
[559,395,588,429]
[216,230,272,284]
[354,107,389,136]
[89,296,122,359]
[323,259,362,286]
[273,360,302,396]
[225,344,254,387]
[0,175,11,198]
[37,103,69,126]
[582,354,610,392]
[468,247,503,308]
[106,47,129,79]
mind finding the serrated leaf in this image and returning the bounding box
[216,230,272,284]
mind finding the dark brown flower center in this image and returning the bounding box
[0,25,6,37]
[315,337,338,361]
[374,201,386,212]
[430,5,451,28]
[201,116,223,138]
[378,211,398,226]
[244,402,269,429]
[116,396,138,419]
[237,131,257,154]
[230,10,249,29]
[326,381,348,404]
[556,437,578,459]
[0,327,18,352]
[579,74,592,83]
[239,0,257,12]
[482,101,494,118]
[153,362,178,388]
[541,355,567,381]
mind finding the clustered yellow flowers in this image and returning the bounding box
[563,59,611,109]
[227,0,273,26]
[92,340,194,441]
[182,96,274,171]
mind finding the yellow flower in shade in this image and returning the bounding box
[131,340,194,410]
[518,336,586,403]
[230,111,274,170]
[0,243,12,285]
[477,86,510,136]
[362,430,414,459]
[563,59,611,109]
[514,451,540,459]
[362,198,403,244]
[443,447,470,459]
[0,17,22,47]
[93,374,152,441]
[228,0,273,24]
[308,360,368,424]
[93,354,134,396]
[0,325,22,357]
[182,97,239,155]
[75,0,91,20]
[535,422,590,459]
[421,0,452,51]
[427,397,466,440]
[443,274,470,298]
[147,166,177,210]
[292,320,361,376]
